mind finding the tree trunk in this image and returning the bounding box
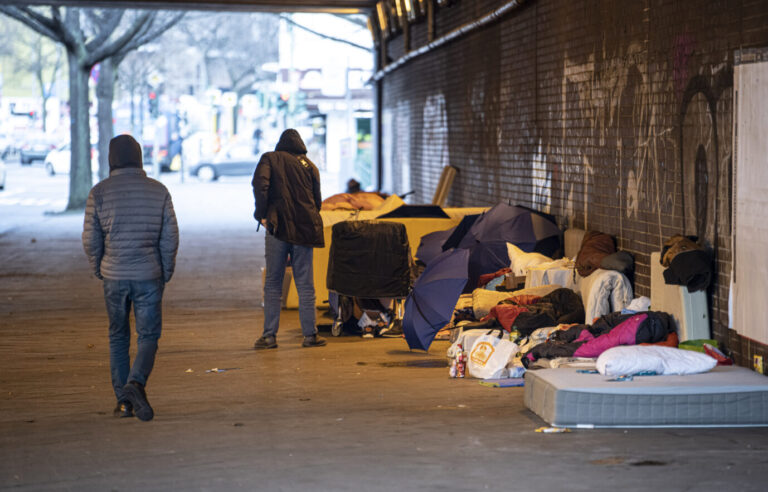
[41,98,48,133]
[36,73,48,133]
[96,58,117,181]
[129,80,136,135]
[66,52,93,211]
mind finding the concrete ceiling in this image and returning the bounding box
[11,0,377,13]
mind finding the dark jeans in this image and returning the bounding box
[263,233,317,338]
[103,278,164,402]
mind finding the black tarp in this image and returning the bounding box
[441,214,480,251]
[327,220,411,298]
[377,205,450,219]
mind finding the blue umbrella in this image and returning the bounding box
[415,228,454,265]
[441,213,480,251]
[458,203,561,256]
[403,249,470,351]
[467,240,510,291]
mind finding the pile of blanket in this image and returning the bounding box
[521,311,675,367]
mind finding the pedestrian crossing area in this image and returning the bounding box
[0,197,67,207]
[0,188,67,208]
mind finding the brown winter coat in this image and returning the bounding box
[575,231,616,277]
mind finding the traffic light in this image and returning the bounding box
[277,92,290,111]
[149,91,158,118]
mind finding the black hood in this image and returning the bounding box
[109,134,143,170]
[274,129,307,154]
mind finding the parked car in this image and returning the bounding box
[44,143,98,176]
[0,132,15,160]
[189,142,259,182]
[20,136,58,165]
[0,158,6,190]
[142,143,174,172]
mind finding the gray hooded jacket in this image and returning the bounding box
[82,135,179,281]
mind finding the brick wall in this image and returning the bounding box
[377,0,768,367]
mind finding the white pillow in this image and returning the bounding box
[506,243,551,276]
[596,345,717,377]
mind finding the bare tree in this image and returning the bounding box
[177,12,279,133]
[0,6,163,210]
[0,18,62,133]
[280,14,372,53]
[14,32,63,133]
[117,49,156,136]
[95,11,184,180]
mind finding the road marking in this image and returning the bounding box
[0,188,26,197]
[0,198,66,207]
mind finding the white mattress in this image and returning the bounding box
[524,366,768,428]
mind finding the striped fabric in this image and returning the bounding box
[82,168,178,281]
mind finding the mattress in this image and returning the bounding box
[524,366,768,428]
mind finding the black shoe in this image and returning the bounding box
[302,334,327,347]
[361,326,375,339]
[254,335,278,350]
[113,402,133,418]
[122,381,154,422]
[379,320,404,338]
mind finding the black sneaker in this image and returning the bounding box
[302,334,327,347]
[113,402,133,418]
[122,381,154,422]
[254,335,278,350]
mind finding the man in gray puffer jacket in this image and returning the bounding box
[83,134,179,421]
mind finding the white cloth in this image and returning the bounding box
[579,268,633,323]
[506,243,552,277]
[524,258,577,290]
[625,296,651,313]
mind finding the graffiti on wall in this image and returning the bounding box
[381,101,413,197]
[550,36,732,252]
[422,93,450,198]
[381,108,393,193]
[396,101,412,197]
[679,64,733,246]
[531,139,551,215]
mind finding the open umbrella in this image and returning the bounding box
[457,203,561,256]
[415,228,454,265]
[441,213,481,251]
[467,240,510,291]
[403,249,469,351]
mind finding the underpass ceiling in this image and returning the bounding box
[10,0,377,13]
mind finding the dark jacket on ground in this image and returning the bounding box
[82,136,179,281]
[252,129,323,247]
[663,249,712,292]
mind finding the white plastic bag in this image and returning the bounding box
[447,329,504,359]
[467,332,519,379]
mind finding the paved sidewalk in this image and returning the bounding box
[1,201,768,491]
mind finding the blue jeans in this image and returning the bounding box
[263,233,317,338]
[103,278,164,402]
